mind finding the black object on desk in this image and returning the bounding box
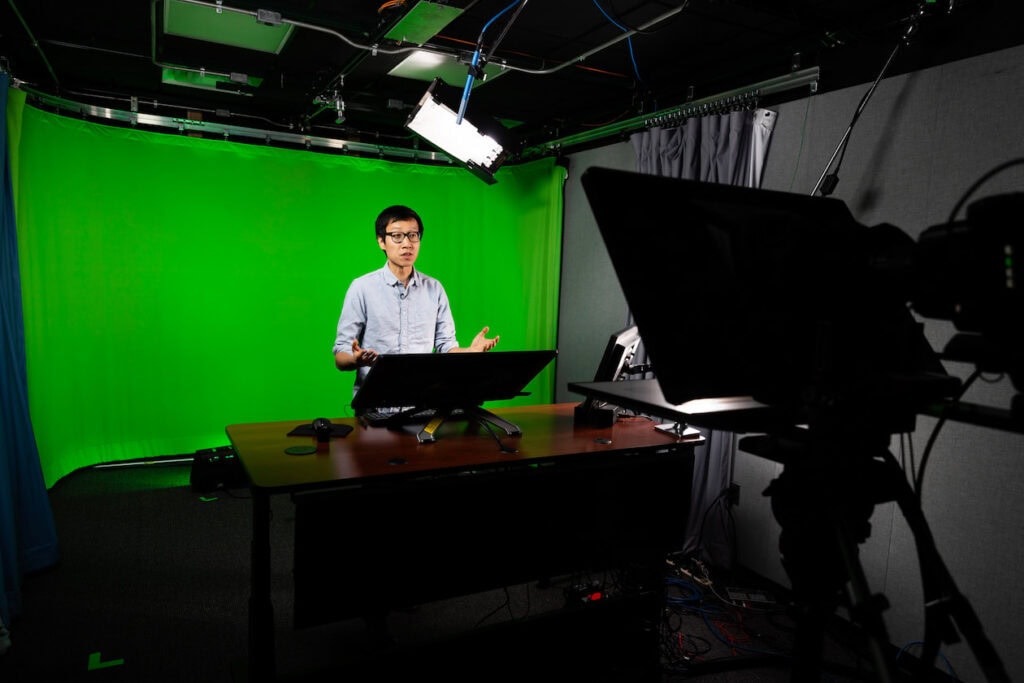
[351,349,557,442]
[286,421,354,439]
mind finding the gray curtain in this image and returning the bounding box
[629,108,776,570]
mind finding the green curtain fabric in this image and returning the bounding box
[1,75,60,626]
[13,106,563,488]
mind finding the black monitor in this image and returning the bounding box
[573,325,644,426]
[581,166,954,429]
[350,349,557,442]
[593,325,642,382]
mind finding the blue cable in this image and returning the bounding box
[591,0,643,82]
[664,576,703,608]
[456,49,481,124]
[457,0,523,123]
[895,640,959,680]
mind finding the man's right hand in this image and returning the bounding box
[352,339,379,367]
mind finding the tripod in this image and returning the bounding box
[747,424,1010,682]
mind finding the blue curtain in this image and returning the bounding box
[1,72,60,628]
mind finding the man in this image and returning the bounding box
[333,204,499,399]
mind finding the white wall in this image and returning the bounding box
[558,43,1024,682]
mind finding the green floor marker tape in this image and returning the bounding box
[87,652,125,670]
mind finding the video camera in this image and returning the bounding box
[902,193,1022,386]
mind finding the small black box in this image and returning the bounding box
[573,400,616,428]
[190,446,248,492]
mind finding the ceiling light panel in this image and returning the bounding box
[161,67,263,94]
[164,0,294,54]
[384,1,464,45]
[389,51,508,87]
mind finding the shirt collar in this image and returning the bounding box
[380,262,417,287]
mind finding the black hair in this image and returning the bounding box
[375,205,423,241]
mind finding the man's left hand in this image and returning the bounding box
[470,326,500,352]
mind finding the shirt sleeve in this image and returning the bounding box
[333,280,367,355]
[432,282,459,354]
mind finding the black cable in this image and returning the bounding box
[476,415,518,453]
[914,366,981,501]
[480,0,529,64]
[457,0,525,123]
[692,487,732,562]
[7,0,60,86]
[660,575,716,672]
[473,585,513,628]
[945,157,1024,224]
[699,603,789,660]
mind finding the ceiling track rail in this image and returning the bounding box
[17,86,454,163]
[13,65,819,167]
[521,66,821,160]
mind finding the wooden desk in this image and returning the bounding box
[227,403,699,682]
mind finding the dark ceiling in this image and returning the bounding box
[2,0,1022,164]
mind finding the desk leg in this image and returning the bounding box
[249,488,275,682]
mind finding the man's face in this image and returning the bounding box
[378,217,421,268]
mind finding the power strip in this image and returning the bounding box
[726,586,776,606]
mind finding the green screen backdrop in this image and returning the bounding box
[12,105,563,488]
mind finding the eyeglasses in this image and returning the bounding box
[385,231,422,244]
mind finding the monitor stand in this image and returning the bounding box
[413,406,522,444]
[369,405,523,443]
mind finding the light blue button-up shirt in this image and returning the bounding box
[333,263,459,394]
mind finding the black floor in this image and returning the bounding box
[0,459,930,682]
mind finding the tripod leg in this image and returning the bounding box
[774,510,896,683]
[834,519,895,683]
[882,452,1010,683]
[765,446,898,683]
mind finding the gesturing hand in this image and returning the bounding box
[351,339,379,366]
[470,326,500,352]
